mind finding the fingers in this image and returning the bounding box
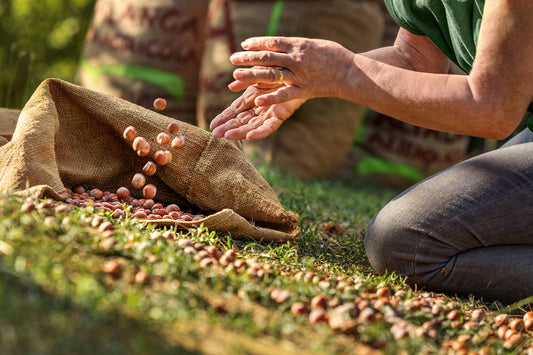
[228,76,285,92]
[228,80,250,92]
[210,86,264,134]
[255,85,303,106]
[245,117,283,140]
[241,36,293,52]
[210,107,238,137]
[215,111,261,140]
[228,67,290,92]
[212,105,283,141]
[223,113,281,140]
[224,122,257,140]
[230,50,290,68]
[233,67,292,84]
[225,84,302,108]
[211,109,255,139]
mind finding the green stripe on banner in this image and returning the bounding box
[266,0,285,36]
[80,58,186,102]
[357,156,425,182]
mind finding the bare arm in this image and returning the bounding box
[362,28,452,74]
[212,0,533,140]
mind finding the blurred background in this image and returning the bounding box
[0,0,96,109]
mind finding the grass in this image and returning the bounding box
[0,167,532,354]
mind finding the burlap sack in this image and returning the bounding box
[76,0,209,124]
[0,79,299,242]
[349,112,470,188]
[0,108,19,145]
[198,0,384,180]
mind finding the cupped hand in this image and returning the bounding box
[210,83,305,140]
[210,36,354,140]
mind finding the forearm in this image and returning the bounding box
[334,32,507,138]
[358,28,452,74]
[358,46,415,71]
[338,55,511,138]
[335,34,497,137]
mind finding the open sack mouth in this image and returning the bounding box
[0,79,300,242]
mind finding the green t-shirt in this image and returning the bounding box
[384,0,484,74]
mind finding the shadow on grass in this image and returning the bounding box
[0,270,197,355]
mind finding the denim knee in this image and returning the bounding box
[364,200,424,278]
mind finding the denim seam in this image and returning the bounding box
[411,185,533,276]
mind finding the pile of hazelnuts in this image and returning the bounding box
[64,186,205,221]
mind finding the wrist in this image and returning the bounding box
[333,51,360,102]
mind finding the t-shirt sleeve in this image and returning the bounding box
[383,0,425,36]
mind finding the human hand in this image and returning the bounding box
[210,36,354,140]
[210,83,305,140]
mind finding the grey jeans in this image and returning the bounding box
[364,128,533,304]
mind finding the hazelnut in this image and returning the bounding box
[167,122,180,135]
[123,126,137,142]
[89,188,104,199]
[310,295,329,310]
[131,173,146,189]
[153,150,169,166]
[134,270,149,284]
[270,288,290,303]
[156,132,171,145]
[171,135,185,149]
[309,309,329,324]
[103,259,122,277]
[132,137,150,157]
[116,187,130,200]
[523,312,533,330]
[291,302,309,316]
[376,287,391,298]
[142,161,157,176]
[153,98,167,111]
[509,318,524,332]
[143,184,157,199]
[495,314,510,326]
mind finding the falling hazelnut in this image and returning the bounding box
[143,184,157,199]
[123,126,137,142]
[153,98,167,111]
[167,122,180,135]
[142,161,157,176]
[154,150,170,166]
[132,137,150,157]
[157,132,171,145]
[164,150,173,163]
[131,173,146,189]
[171,135,185,149]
